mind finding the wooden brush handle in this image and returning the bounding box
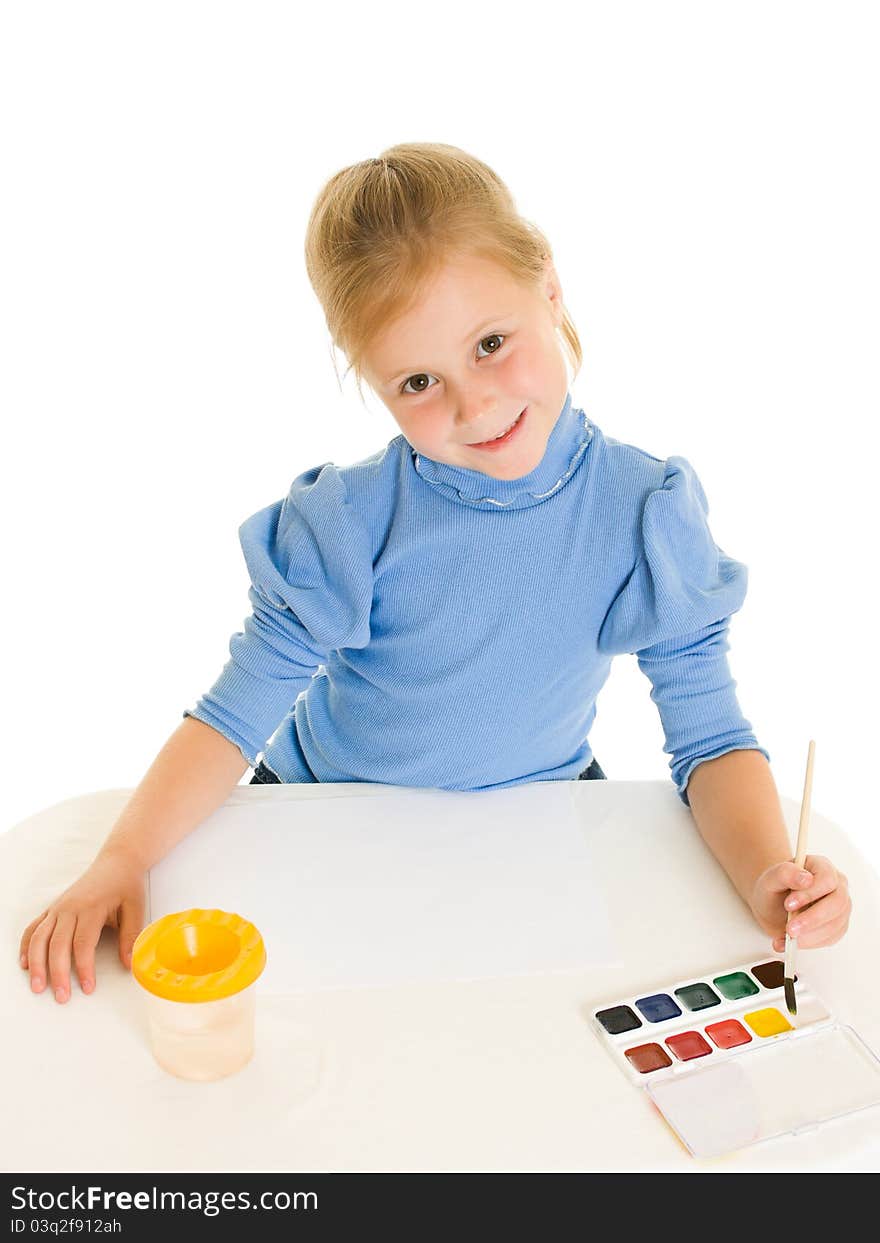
[794,740,815,868]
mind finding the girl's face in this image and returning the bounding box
[362,252,570,481]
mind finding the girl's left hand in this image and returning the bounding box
[750,854,852,951]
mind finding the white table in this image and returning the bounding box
[3,780,879,1173]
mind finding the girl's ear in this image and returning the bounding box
[543,257,565,328]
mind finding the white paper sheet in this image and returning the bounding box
[148,781,614,993]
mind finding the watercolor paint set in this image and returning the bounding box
[591,956,880,1158]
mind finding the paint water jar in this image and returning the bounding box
[131,908,266,1082]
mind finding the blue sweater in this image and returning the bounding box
[185,391,768,805]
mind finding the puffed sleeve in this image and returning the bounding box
[597,455,770,806]
[184,463,374,766]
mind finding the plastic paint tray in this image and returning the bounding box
[590,956,880,1158]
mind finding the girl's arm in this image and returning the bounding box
[94,716,250,872]
[19,716,250,1003]
[685,749,851,950]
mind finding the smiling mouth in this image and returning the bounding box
[468,407,527,447]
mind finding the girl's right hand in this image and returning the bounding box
[18,850,147,1004]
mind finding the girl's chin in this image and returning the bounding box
[473,441,544,480]
[479,457,539,480]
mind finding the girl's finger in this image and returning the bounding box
[47,912,77,1003]
[766,860,814,896]
[794,910,851,949]
[19,910,49,967]
[72,913,105,995]
[785,858,847,911]
[24,911,57,993]
[785,873,837,911]
[117,893,146,971]
[803,854,836,880]
[788,891,852,948]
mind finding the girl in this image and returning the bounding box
[19,143,851,1005]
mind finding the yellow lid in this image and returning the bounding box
[131,908,266,1002]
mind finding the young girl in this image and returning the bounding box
[20,142,851,1005]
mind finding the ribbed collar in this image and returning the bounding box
[410,392,593,511]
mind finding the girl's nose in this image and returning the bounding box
[456,394,498,429]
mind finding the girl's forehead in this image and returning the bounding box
[366,257,540,374]
[416,252,526,305]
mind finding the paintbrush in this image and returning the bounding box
[784,739,816,1015]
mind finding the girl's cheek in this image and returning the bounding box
[506,343,548,387]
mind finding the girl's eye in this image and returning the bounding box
[399,333,506,396]
[476,332,505,359]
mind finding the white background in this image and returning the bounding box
[2,4,877,874]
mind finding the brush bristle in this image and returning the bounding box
[784,976,797,1015]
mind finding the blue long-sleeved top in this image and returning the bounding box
[184,391,769,804]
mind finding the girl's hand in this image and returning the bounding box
[18,849,147,1004]
[750,853,851,951]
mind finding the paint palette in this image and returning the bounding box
[591,957,880,1158]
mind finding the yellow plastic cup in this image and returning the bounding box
[131,908,266,1082]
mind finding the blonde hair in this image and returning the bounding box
[303,142,583,402]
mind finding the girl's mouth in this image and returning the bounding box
[469,407,528,451]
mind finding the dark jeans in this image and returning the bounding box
[250,756,606,784]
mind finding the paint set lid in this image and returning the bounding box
[646,1022,880,1159]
